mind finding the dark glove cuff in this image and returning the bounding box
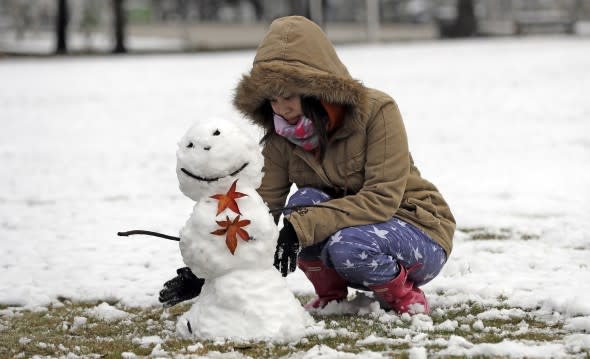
[280,218,298,242]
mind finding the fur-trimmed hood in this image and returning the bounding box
[233,16,368,130]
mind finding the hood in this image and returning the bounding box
[233,16,368,131]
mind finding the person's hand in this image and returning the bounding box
[274,218,300,277]
[158,267,205,307]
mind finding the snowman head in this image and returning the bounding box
[176,119,264,201]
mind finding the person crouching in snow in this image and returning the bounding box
[158,15,456,315]
[231,16,456,315]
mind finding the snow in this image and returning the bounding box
[70,316,87,331]
[408,347,427,359]
[565,316,590,332]
[0,31,184,55]
[131,335,163,347]
[0,35,589,354]
[84,302,131,322]
[564,334,590,353]
[18,337,32,345]
[187,343,204,352]
[356,333,398,346]
[472,319,485,331]
[286,345,386,358]
[439,337,568,358]
[436,319,458,331]
[476,308,526,321]
[150,343,167,356]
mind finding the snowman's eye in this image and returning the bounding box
[213,129,220,136]
[187,142,194,148]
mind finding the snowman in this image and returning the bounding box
[174,118,313,342]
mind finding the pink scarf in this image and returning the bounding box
[273,114,319,151]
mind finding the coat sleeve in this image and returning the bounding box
[256,136,292,224]
[289,100,410,247]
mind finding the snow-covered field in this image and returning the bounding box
[1,36,589,357]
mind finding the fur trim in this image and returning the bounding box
[233,61,369,131]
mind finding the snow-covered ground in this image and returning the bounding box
[1,36,589,355]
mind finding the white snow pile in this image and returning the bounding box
[70,316,88,331]
[84,302,131,323]
[285,344,388,359]
[174,119,313,342]
[439,336,567,358]
[131,335,163,347]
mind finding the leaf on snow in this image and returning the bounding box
[210,179,248,215]
[210,215,251,255]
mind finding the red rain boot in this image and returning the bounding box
[298,259,348,309]
[369,264,430,314]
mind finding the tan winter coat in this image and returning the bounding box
[233,16,455,256]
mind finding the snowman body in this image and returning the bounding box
[174,119,312,342]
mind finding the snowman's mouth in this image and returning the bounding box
[181,162,249,182]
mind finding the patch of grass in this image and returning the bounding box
[459,227,510,240]
[458,226,487,233]
[0,299,584,358]
[0,303,21,310]
[458,227,539,241]
[433,300,487,321]
[0,303,154,358]
[520,233,540,240]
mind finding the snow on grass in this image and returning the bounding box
[84,302,132,323]
[0,298,588,357]
[0,36,589,356]
[439,338,567,358]
[565,317,590,332]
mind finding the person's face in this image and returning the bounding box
[270,95,302,125]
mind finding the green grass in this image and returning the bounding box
[458,227,540,241]
[0,296,586,358]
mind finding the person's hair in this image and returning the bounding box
[260,96,329,159]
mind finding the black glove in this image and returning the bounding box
[274,218,300,277]
[158,267,205,308]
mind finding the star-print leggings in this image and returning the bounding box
[286,188,447,288]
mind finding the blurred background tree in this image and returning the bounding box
[55,0,68,53]
[113,0,127,53]
[437,0,477,37]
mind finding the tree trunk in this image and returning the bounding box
[113,0,127,53]
[289,0,310,19]
[454,0,477,37]
[55,0,68,54]
[437,0,477,38]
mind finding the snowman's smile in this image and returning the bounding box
[181,162,249,182]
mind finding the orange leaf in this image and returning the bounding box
[210,179,247,215]
[210,215,251,255]
[215,218,231,227]
[237,228,250,241]
[210,228,227,236]
[226,235,238,255]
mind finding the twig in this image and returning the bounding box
[117,230,180,241]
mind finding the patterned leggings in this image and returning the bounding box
[286,188,447,288]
